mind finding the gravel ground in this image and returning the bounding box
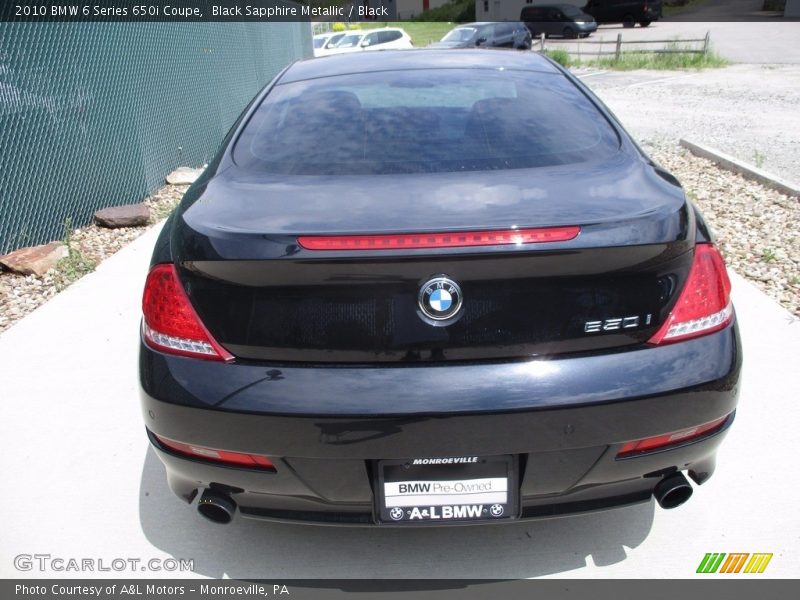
[1,142,798,334]
[0,185,186,334]
[645,142,799,317]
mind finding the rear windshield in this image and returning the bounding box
[234,69,620,175]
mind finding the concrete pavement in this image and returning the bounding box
[1,222,798,579]
[578,64,800,182]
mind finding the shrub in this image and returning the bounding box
[543,49,571,67]
[413,0,475,22]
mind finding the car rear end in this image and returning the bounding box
[574,18,598,36]
[645,1,663,21]
[562,4,599,37]
[512,22,533,48]
[139,51,740,526]
[395,29,415,50]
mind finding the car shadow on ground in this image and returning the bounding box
[139,447,655,579]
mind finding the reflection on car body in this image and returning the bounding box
[431,21,532,49]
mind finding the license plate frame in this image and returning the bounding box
[375,455,519,525]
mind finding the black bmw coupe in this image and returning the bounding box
[139,50,740,526]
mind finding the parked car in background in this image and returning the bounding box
[326,31,367,54]
[521,4,598,38]
[326,28,414,55]
[582,0,662,28]
[313,32,336,51]
[430,22,532,50]
[359,28,414,51]
[313,32,347,57]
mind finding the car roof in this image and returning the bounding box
[359,27,406,34]
[282,49,560,84]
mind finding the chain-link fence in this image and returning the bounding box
[0,22,311,254]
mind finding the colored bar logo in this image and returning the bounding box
[696,553,773,574]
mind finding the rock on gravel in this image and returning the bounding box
[94,203,151,229]
[0,242,68,277]
[0,183,186,334]
[166,167,203,185]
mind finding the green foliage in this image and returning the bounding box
[372,22,453,47]
[412,0,475,22]
[543,49,572,68]
[761,248,777,263]
[331,21,360,31]
[55,217,96,290]
[663,0,712,16]
[586,45,728,70]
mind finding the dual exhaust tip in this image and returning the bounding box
[195,472,694,525]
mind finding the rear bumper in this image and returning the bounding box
[139,320,741,525]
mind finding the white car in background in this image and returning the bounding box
[313,32,347,57]
[325,28,414,55]
[325,31,366,55]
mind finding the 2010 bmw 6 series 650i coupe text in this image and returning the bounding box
[139,50,741,526]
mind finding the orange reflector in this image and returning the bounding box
[154,434,275,471]
[616,415,730,458]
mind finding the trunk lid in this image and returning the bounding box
[174,159,693,363]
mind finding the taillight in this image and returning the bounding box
[297,226,580,251]
[142,263,233,362]
[154,434,276,471]
[616,414,730,458]
[648,244,733,345]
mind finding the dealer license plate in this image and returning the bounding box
[375,455,518,524]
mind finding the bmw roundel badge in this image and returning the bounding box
[418,276,463,323]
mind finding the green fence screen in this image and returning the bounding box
[0,22,311,254]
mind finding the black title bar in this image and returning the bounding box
[1,0,795,23]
